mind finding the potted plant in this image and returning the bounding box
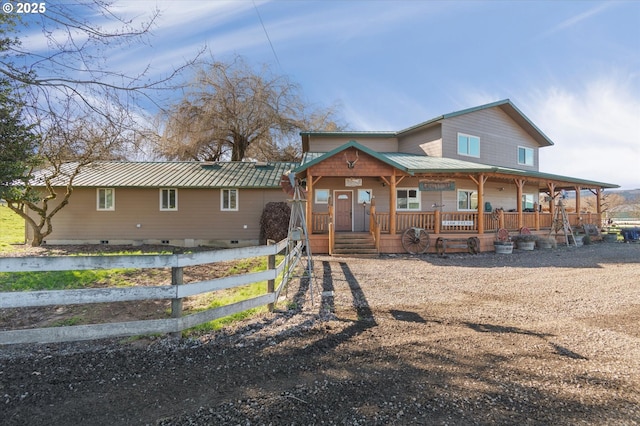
[535,236,556,250]
[573,233,585,247]
[494,228,513,254]
[512,234,537,250]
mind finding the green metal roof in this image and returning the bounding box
[295,140,411,174]
[298,145,618,189]
[33,161,298,188]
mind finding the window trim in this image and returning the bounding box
[160,188,178,211]
[221,188,239,211]
[396,187,421,211]
[522,193,535,210]
[457,133,480,158]
[96,188,115,211]
[357,189,372,205]
[517,146,535,166]
[315,189,330,204]
[457,189,478,211]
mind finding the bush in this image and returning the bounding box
[259,202,291,245]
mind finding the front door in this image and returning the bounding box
[335,191,353,232]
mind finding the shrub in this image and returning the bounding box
[259,202,291,245]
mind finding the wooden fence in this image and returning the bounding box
[0,239,301,345]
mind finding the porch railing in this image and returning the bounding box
[311,211,602,235]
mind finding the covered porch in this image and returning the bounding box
[296,143,616,255]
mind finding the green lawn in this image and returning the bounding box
[0,205,283,335]
[0,205,25,251]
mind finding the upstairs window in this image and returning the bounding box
[458,133,480,157]
[97,188,115,211]
[160,188,178,211]
[397,188,420,210]
[457,189,478,211]
[518,146,534,166]
[221,189,238,211]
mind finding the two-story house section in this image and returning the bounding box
[296,99,617,255]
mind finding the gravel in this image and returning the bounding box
[1,242,639,425]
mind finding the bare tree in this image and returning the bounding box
[1,2,197,245]
[157,56,344,162]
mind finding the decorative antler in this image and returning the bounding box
[345,151,359,169]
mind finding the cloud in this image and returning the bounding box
[537,2,614,39]
[528,74,640,189]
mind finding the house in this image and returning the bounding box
[26,99,617,253]
[294,99,618,254]
[27,161,297,247]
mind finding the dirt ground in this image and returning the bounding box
[1,242,639,425]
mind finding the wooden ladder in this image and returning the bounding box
[549,199,576,246]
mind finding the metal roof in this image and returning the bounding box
[33,161,299,188]
[298,141,618,189]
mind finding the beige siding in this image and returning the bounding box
[31,187,289,246]
[308,136,398,153]
[398,125,442,156]
[441,107,541,171]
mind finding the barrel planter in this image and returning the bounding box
[516,241,536,251]
[494,242,513,254]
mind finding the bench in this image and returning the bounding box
[435,237,480,257]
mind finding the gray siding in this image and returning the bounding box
[441,107,541,171]
[30,187,289,246]
[309,136,398,153]
[398,125,442,156]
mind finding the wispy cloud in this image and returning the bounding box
[527,73,640,189]
[537,2,614,39]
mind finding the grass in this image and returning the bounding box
[0,205,25,251]
[1,205,287,335]
[183,255,286,336]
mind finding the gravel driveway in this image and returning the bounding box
[1,242,639,425]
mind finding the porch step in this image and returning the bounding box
[333,232,378,256]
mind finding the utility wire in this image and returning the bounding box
[253,0,282,69]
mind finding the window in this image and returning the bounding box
[315,189,330,204]
[97,188,115,211]
[522,193,535,210]
[221,189,238,211]
[160,188,178,211]
[518,147,534,166]
[457,190,478,211]
[457,133,480,157]
[397,188,420,210]
[358,189,372,205]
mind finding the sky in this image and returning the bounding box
[17,0,640,190]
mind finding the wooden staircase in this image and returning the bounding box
[332,232,378,256]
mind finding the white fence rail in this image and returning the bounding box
[0,239,301,345]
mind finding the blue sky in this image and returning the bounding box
[19,1,640,190]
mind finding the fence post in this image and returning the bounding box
[267,240,276,312]
[171,266,183,338]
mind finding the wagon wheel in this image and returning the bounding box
[496,228,510,242]
[435,237,445,256]
[467,237,480,254]
[401,227,430,254]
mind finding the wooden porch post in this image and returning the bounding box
[547,182,556,218]
[389,174,397,235]
[514,179,525,229]
[596,188,603,226]
[306,171,313,234]
[470,174,488,234]
[575,186,581,213]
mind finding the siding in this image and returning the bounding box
[309,136,398,153]
[398,125,443,156]
[30,187,289,245]
[441,107,541,171]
